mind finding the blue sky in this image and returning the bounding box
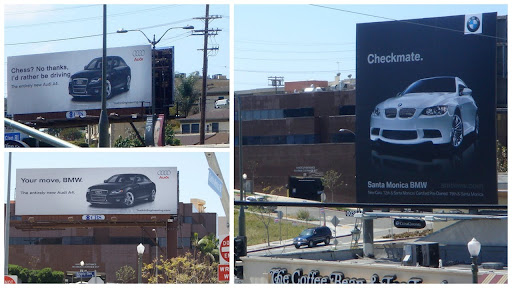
[4,151,230,217]
[235,4,507,91]
[4,4,230,98]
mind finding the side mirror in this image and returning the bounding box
[460,87,472,96]
[104,180,108,183]
[84,65,88,70]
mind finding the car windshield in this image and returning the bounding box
[105,175,135,183]
[85,58,114,70]
[402,78,456,95]
[299,229,314,237]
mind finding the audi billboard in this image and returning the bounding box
[7,45,151,115]
[15,167,178,215]
[356,13,497,204]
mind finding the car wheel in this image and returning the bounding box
[308,240,314,248]
[325,237,330,245]
[450,112,463,148]
[124,75,131,91]
[148,189,156,202]
[105,80,112,99]
[295,243,301,249]
[123,192,135,207]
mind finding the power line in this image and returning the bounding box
[235,69,355,74]
[5,19,194,46]
[237,48,354,54]
[236,39,355,47]
[6,5,181,29]
[310,4,507,41]
[235,56,355,62]
[5,4,98,15]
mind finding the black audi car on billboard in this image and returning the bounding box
[69,56,131,100]
[86,174,156,207]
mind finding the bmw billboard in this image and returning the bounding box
[15,167,178,215]
[356,13,497,204]
[7,45,151,115]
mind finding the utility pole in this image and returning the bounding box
[193,5,221,144]
[98,4,110,147]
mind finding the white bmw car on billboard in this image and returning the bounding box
[370,76,478,148]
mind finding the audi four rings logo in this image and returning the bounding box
[132,50,145,57]
[158,170,172,176]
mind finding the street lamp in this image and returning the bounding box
[80,260,84,284]
[239,173,247,238]
[137,243,145,284]
[467,238,481,283]
[350,225,361,249]
[338,128,356,143]
[152,229,158,283]
[117,25,194,145]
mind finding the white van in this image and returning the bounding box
[215,99,229,109]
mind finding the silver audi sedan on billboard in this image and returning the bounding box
[370,76,478,148]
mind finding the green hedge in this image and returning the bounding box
[8,264,64,283]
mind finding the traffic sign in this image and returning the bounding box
[218,264,229,282]
[219,235,229,265]
[331,215,340,227]
[75,271,95,278]
[5,275,18,284]
[208,168,223,197]
[5,132,21,141]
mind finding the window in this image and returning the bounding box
[212,123,219,133]
[191,124,200,133]
[182,124,190,134]
[339,105,356,115]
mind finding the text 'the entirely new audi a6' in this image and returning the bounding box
[370,76,478,149]
[86,174,156,207]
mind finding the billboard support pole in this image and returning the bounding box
[362,208,374,258]
[98,4,110,147]
[4,152,12,275]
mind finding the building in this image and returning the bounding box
[6,201,217,283]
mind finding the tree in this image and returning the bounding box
[252,186,283,246]
[116,265,136,283]
[165,122,181,146]
[175,71,201,117]
[497,140,507,172]
[197,234,219,263]
[60,127,84,142]
[322,170,343,203]
[114,132,144,147]
[142,253,218,284]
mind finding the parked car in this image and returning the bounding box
[370,76,478,149]
[215,98,229,109]
[293,226,332,248]
[69,56,131,99]
[86,174,156,207]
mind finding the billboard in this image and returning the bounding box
[356,13,497,204]
[15,167,178,215]
[7,45,151,115]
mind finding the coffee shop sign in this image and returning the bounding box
[269,268,448,284]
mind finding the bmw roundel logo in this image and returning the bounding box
[398,103,403,107]
[466,16,481,33]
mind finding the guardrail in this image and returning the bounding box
[5,118,79,148]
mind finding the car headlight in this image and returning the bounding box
[89,78,101,84]
[110,189,124,195]
[372,107,380,116]
[421,105,448,116]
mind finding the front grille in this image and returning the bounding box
[385,108,397,118]
[382,130,417,140]
[399,108,416,118]
[72,78,88,94]
[90,189,108,195]
[91,196,107,202]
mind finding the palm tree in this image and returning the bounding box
[191,233,200,260]
[175,72,200,117]
[197,234,219,263]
